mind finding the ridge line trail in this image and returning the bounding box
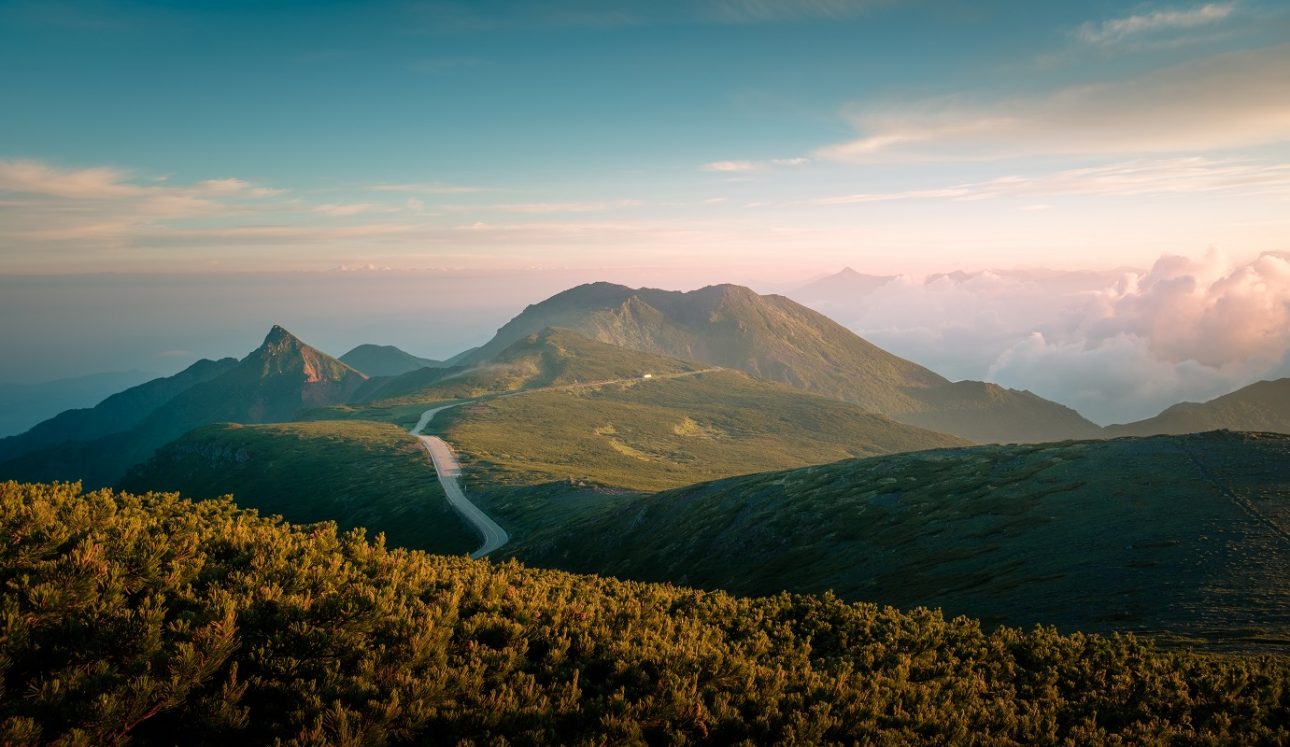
[410,368,722,558]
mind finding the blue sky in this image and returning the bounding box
[1,0,1288,276]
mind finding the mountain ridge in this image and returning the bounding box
[460,282,1102,443]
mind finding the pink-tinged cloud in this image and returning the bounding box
[820,45,1290,161]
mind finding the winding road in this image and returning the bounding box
[411,403,510,559]
[409,367,721,559]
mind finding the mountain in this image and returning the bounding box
[0,358,238,462]
[0,369,159,437]
[430,329,966,496]
[0,326,366,487]
[790,266,894,308]
[350,326,703,406]
[6,481,1285,744]
[458,283,1101,443]
[122,420,473,554]
[339,343,443,377]
[515,431,1290,651]
[1107,379,1290,437]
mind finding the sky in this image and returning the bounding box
[1,0,1288,422]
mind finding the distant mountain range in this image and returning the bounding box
[458,282,1101,443]
[4,282,1288,498]
[0,326,365,486]
[339,343,443,377]
[1108,378,1290,436]
[0,370,160,438]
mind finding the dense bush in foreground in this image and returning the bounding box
[1,482,1287,745]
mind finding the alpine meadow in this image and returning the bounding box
[2,1,1289,744]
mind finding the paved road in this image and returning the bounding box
[409,368,721,559]
[410,403,510,559]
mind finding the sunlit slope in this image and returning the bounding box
[1109,378,1290,436]
[460,282,1101,442]
[349,327,702,407]
[515,431,1290,650]
[3,481,1286,744]
[443,368,967,493]
[122,419,474,554]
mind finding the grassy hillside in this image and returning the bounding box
[350,327,702,407]
[2,481,1286,744]
[436,368,966,494]
[121,420,474,555]
[1108,378,1290,436]
[456,283,1102,443]
[339,343,442,377]
[0,326,366,488]
[515,431,1290,651]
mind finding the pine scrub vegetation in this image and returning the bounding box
[1,481,1287,745]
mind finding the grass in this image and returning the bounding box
[122,419,476,555]
[513,431,1290,652]
[438,370,966,494]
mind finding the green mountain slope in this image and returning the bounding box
[515,431,1290,651]
[121,420,473,554]
[3,481,1286,745]
[443,366,967,494]
[0,357,238,462]
[460,283,1101,443]
[1107,378,1290,436]
[0,326,366,487]
[349,327,702,407]
[339,343,442,377]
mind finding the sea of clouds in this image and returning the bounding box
[792,250,1290,425]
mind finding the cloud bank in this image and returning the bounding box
[795,250,1290,424]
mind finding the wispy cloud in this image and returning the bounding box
[312,202,392,217]
[815,157,1290,204]
[483,199,643,214]
[819,44,1290,161]
[701,157,809,172]
[1075,3,1235,46]
[364,181,486,194]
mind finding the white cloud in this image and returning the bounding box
[819,44,1290,161]
[702,160,760,172]
[701,157,809,172]
[1075,3,1235,46]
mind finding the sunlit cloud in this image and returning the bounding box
[701,157,809,172]
[483,200,644,214]
[0,160,144,199]
[1074,3,1235,46]
[312,202,393,216]
[816,157,1290,204]
[819,44,1290,161]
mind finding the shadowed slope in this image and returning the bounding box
[515,431,1290,651]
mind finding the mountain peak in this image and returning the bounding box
[262,324,300,347]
